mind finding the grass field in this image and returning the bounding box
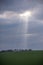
[0,50,43,65]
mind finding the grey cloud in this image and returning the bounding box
[0,0,43,21]
[0,20,43,50]
[27,21,43,34]
[32,4,43,20]
[27,33,43,50]
[0,0,43,13]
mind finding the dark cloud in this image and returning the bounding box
[0,0,43,13]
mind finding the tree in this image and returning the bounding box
[29,49,32,51]
[7,49,13,52]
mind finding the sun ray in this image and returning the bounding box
[19,11,32,49]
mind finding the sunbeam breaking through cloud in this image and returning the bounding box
[0,0,43,50]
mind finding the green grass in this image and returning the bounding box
[0,50,43,65]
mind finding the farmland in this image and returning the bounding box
[0,50,43,65]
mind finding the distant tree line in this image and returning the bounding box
[0,49,32,53]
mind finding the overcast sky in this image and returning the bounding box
[0,0,43,50]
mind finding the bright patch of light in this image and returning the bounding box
[20,11,31,17]
[19,11,32,21]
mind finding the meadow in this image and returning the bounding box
[0,50,43,65]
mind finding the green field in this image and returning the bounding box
[0,50,43,65]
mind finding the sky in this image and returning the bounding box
[0,0,43,50]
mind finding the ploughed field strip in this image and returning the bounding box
[0,50,43,65]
